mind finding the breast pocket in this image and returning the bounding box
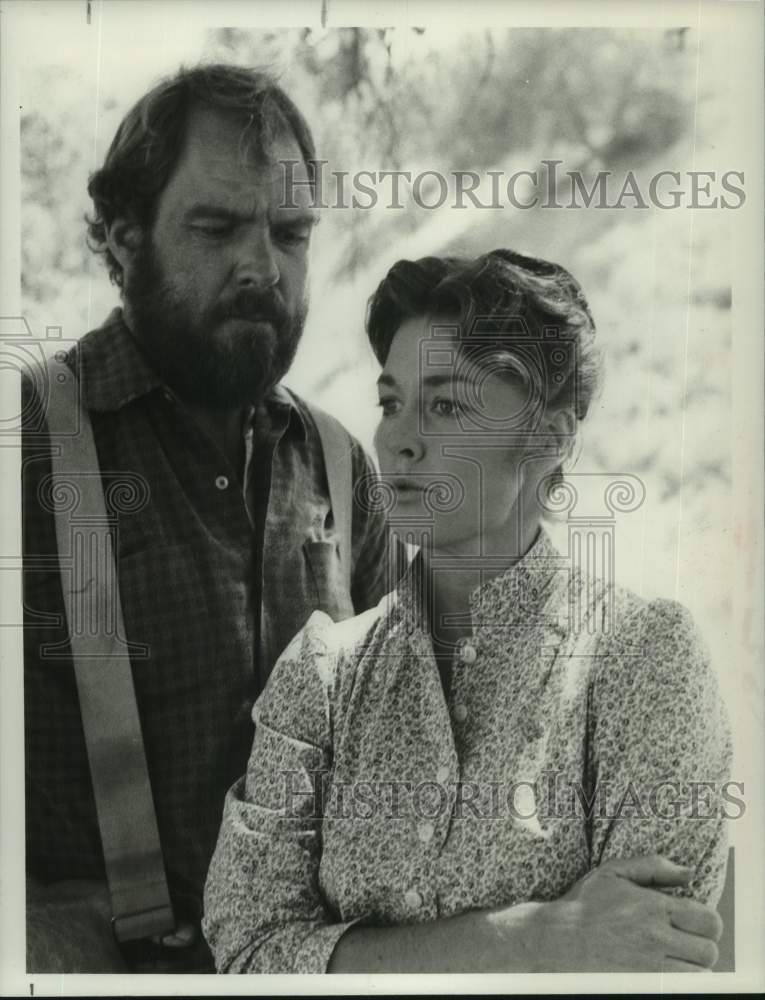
[303,540,354,622]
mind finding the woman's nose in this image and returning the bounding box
[383,418,425,465]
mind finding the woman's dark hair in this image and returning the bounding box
[366,249,602,489]
[86,63,316,287]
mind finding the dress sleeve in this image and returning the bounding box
[587,598,733,906]
[202,611,360,973]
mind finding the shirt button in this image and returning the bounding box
[404,888,423,910]
[215,475,229,490]
[458,642,477,665]
[436,765,450,784]
[417,821,435,844]
[453,703,468,723]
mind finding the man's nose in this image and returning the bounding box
[235,231,280,290]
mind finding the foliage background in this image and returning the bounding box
[18,11,735,709]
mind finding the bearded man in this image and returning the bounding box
[22,64,389,973]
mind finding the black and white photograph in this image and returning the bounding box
[0,0,763,994]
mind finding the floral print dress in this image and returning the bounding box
[202,528,732,973]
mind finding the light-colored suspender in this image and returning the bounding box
[44,355,176,943]
[42,362,355,939]
[304,399,354,595]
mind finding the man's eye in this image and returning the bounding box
[274,225,312,246]
[192,223,231,238]
[377,397,400,417]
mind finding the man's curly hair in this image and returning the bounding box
[86,63,316,288]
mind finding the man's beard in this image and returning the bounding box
[124,238,307,409]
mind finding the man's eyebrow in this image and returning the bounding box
[273,209,321,227]
[184,204,319,226]
[184,204,248,222]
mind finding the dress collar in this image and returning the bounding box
[390,526,573,638]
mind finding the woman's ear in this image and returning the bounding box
[105,218,144,279]
[545,407,577,471]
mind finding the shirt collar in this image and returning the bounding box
[390,526,572,638]
[72,307,307,438]
[73,307,162,411]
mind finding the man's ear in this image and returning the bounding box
[105,218,144,277]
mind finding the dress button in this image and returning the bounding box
[436,765,450,784]
[523,719,543,741]
[453,703,468,723]
[404,888,423,910]
[514,783,537,817]
[417,822,435,844]
[215,475,229,490]
[458,642,477,665]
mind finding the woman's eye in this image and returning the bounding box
[432,397,461,417]
[377,397,400,417]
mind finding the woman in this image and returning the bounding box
[202,249,732,973]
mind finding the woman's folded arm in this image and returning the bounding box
[202,611,358,973]
[588,597,734,905]
[202,777,364,973]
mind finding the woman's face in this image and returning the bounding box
[374,314,551,557]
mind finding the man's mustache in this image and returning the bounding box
[212,289,289,328]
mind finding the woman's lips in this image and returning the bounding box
[389,478,426,500]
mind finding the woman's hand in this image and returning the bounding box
[512,854,722,973]
[329,854,722,973]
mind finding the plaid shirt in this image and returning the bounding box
[23,308,390,913]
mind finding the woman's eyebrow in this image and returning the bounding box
[422,374,460,389]
[377,373,477,389]
[421,374,476,389]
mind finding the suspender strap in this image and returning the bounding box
[304,399,354,594]
[44,355,175,943]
